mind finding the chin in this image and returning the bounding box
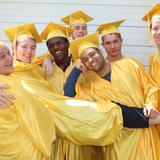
[0,69,13,75]
[24,59,32,63]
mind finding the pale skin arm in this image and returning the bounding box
[149,112,160,126]
[42,57,54,77]
[143,104,159,118]
[0,84,15,109]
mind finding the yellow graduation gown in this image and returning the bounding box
[0,74,56,160]
[32,52,73,95]
[149,51,160,107]
[11,60,123,160]
[33,53,104,160]
[75,57,160,160]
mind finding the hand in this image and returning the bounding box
[143,104,159,118]
[42,58,54,77]
[0,84,15,109]
[76,59,87,73]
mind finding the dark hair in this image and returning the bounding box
[150,23,152,30]
[102,33,122,41]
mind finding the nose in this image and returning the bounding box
[157,28,160,34]
[88,57,93,63]
[110,43,115,48]
[78,27,84,33]
[54,44,60,51]
[26,47,32,54]
[6,54,13,64]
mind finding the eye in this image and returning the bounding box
[74,26,80,30]
[152,26,159,31]
[31,46,36,50]
[82,26,87,31]
[90,52,95,57]
[82,58,88,63]
[22,45,27,49]
[0,54,5,59]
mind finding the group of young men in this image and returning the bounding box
[0,9,160,160]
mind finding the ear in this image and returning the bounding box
[12,45,15,56]
[66,40,70,48]
[101,41,104,47]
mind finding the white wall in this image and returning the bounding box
[0,0,159,66]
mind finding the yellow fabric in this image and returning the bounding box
[60,10,93,26]
[41,57,99,160]
[9,59,123,160]
[32,53,50,65]
[149,51,160,107]
[75,57,160,160]
[70,32,99,61]
[0,75,56,160]
[142,3,160,22]
[39,55,104,160]
[47,59,73,95]
[31,51,74,95]
[14,59,47,81]
[40,22,73,41]
[4,23,42,43]
[96,19,125,36]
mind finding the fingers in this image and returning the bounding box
[0,84,10,89]
[76,60,87,73]
[0,92,15,99]
[149,109,159,118]
[0,92,15,109]
[143,105,159,118]
[143,107,147,116]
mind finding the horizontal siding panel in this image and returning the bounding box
[0,3,150,26]
[0,0,158,67]
[0,0,159,6]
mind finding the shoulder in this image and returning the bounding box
[149,51,158,65]
[113,57,143,68]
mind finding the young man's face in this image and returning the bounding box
[47,37,69,62]
[80,47,105,72]
[16,37,36,63]
[0,45,13,75]
[71,24,88,40]
[102,33,122,58]
[151,18,160,46]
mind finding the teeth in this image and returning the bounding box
[56,51,62,54]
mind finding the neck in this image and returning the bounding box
[106,53,122,63]
[97,62,111,77]
[55,56,71,72]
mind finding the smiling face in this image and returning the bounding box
[47,37,69,61]
[151,18,160,46]
[71,23,88,40]
[15,37,36,63]
[0,45,13,75]
[80,47,106,72]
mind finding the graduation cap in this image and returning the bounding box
[96,19,125,36]
[70,32,99,61]
[40,22,73,41]
[4,23,42,43]
[61,10,93,26]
